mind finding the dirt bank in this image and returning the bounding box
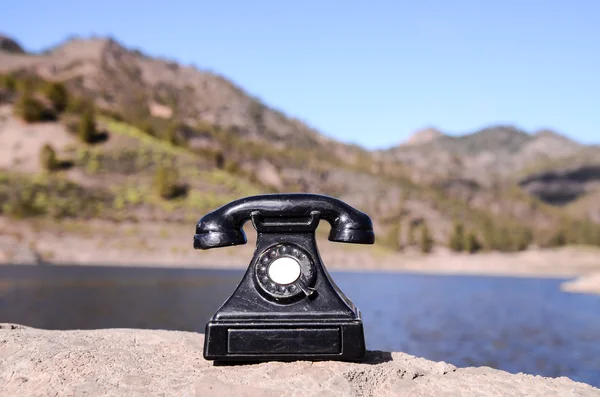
[1,216,600,282]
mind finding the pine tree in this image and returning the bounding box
[494,226,514,252]
[44,81,69,113]
[15,91,53,122]
[408,223,416,246]
[547,229,567,247]
[513,227,533,251]
[153,164,180,200]
[387,221,403,251]
[420,223,434,254]
[465,231,482,254]
[481,218,496,251]
[78,107,97,143]
[449,221,465,252]
[215,151,225,169]
[166,123,186,146]
[40,144,57,171]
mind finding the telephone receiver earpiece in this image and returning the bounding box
[195,193,374,362]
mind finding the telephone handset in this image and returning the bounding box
[195,193,374,362]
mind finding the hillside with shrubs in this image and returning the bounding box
[1,35,599,255]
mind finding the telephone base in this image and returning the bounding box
[203,320,366,362]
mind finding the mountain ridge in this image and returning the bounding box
[3,34,597,154]
[7,34,596,151]
[1,33,599,252]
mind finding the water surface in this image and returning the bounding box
[0,265,599,387]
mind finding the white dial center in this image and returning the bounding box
[268,257,301,285]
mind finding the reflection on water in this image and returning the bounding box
[0,265,599,387]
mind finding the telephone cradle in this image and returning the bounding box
[194,193,375,362]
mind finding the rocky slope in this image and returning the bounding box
[519,165,600,206]
[1,34,599,251]
[1,325,598,397]
[382,125,600,223]
[382,126,592,184]
[0,36,337,152]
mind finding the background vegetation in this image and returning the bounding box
[1,70,599,253]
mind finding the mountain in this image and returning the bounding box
[0,36,335,149]
[401,128,445,146]
[0,35,24,54]
[1,34,599,252]
[382,125,591,182]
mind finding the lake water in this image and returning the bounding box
[0,265,599,387]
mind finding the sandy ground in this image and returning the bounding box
[1,216,600,295]
[1,324,598,397]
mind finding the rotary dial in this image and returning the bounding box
[255,244,316,301]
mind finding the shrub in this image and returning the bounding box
[224,160,240,174]
[561,219,600,247]
[195,120,219,136]
[386,221,403,251]
[0,74,17,92]
[15,92,55,122]
[15,77,35,94]
[407,223,416,246]
[215,151,225,169]
[465,232,483,253]
[420,223,434,254]
[153,164,183,200]
[165,122,187,146]
[0,174,109,219]
[43,81,69,113]
[449,221,465,252]
[78,107,97,143]
[40,144,58,171]
[547,229,567,247]
[138,121,155,137]
[512,227,533,251]
[480,218,497,250]
[66,96,93,114]
[2,187,44,218]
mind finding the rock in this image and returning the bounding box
[562,273,600,295]
[148,102,173,119]
[254,160,283,190]
[0,325,598,397]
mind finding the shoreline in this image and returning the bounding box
[1,216,600,294]
[0,258,587,280]
[3,249,600,296]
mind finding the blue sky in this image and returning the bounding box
[3,0,599,149]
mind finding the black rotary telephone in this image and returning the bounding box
[194,193,374,362]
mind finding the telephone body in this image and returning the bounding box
[194,193,374,361]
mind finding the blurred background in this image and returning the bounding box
[1,0,599,388]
